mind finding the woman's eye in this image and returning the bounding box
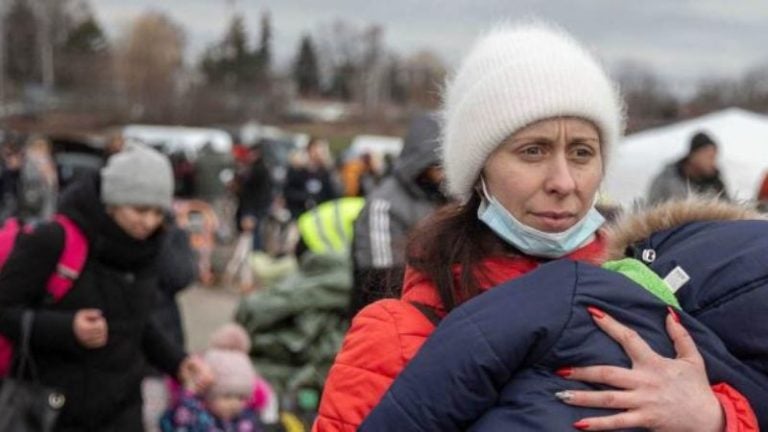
[520,146,544,157]
[571,146,595,160]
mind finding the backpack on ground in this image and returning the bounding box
[0,214,88,376]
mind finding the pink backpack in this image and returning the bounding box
[0,214,88,376]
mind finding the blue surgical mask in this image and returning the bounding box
[477,180,605,258]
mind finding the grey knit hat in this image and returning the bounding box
[101,143,174,210]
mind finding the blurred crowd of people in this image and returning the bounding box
[0,116,451,431]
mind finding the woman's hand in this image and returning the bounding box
[557,307,724,432]
[179,354,214,394]
[73,308,108,349]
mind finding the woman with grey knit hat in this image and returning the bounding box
[316,22,757,431]
[0,143,213,431]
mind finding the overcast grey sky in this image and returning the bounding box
[92,0,768,95]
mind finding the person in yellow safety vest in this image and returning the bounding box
[296,197,365,256]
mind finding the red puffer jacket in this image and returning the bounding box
[314,235,757,432]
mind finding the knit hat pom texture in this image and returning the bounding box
[204,323,256,397]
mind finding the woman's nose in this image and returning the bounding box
[544,155,577,195]
[141,213,162,231]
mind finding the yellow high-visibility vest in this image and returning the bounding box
[297,197,365,254]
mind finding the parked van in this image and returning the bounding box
[120,124,233,160]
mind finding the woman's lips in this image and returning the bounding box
[530,212,577,231]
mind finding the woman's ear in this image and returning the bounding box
[475,175,490,199]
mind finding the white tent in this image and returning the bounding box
[603,108,768,207]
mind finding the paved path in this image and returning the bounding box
[178,285,240,353]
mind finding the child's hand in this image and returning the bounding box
[179,355,214,394]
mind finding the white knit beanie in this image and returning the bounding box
[101,143,174,210]
[441,22,625,201]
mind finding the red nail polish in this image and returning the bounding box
[667,306,680,323]
[573,420,590,430]
[587,306,605,319]
[556,367,573,378]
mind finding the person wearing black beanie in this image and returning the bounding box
[647,130,729,204]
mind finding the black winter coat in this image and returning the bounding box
[0,174,186,431]
[236,158,273,224]
[283,165,338,219]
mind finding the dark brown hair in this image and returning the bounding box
[406,193,515,312]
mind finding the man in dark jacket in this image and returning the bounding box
[283,138,338,219]
[348,113,449,317]
[0,144,212,431]
[647,131,730,204]
[235,144,273,251]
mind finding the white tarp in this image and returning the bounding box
[603,108,768,207]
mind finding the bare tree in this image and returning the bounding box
[3,0,40,85]
[737,65,768,111]
[293,34,321,97]
[315,20,366,101]
[2,0,109,109]
[115,12,185,122]
[614,61,678,131]
[401,50,446,110]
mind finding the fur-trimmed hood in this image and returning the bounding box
[603,198,765,262]
[600,198,768,388]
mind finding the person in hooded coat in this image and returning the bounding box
[348,113,449,317]
[0,144,212,432]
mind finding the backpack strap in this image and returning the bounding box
[0,218,22,264]
[46,215,88,301]
[410,301,443,327]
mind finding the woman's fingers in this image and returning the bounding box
[665,307,704,364]
[555,389,636,410]
[588,306,655,365]
[572,412,647,431]
[562,365,640,388]
[557,308,724,432]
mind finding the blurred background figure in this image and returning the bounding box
[284,137,339,219]
[234,143,273,252]
[194,142,235,204]
[757,171,768,212]
[0,140,23,222]
[348,113,449,317]
[17,135,58,223]
[169,150,196,198]
[296,196,365,258]
[194,142,237,243]
[647,131,730,204]
[104,133,126,157]
[339,152,382,197]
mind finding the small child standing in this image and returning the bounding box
[160,323,266,432]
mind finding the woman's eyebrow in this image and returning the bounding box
[508,135,554,143]
[570,137,599,143]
